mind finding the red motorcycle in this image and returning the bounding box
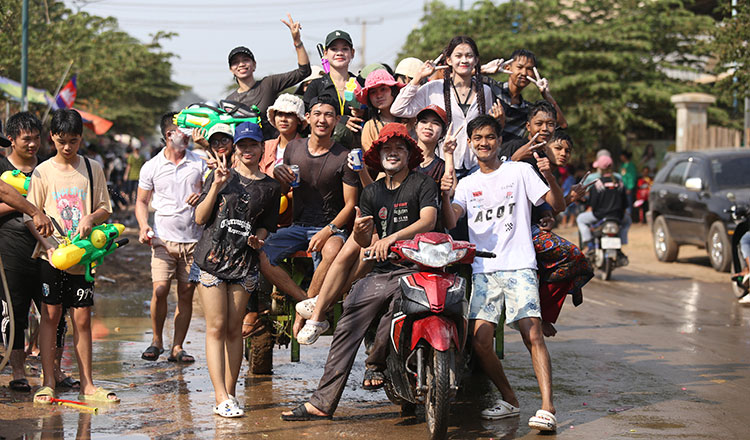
[377,232,494,440]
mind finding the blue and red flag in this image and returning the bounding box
[55,75,77,109]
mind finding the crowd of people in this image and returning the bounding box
[0,15,663,433]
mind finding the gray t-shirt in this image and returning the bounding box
[225,63,312,140]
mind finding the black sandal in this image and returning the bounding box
[362,369,385,391]
[281,403,332,421]
[9,378,31,392]
[141,345,163,361]
[56,376,81,389]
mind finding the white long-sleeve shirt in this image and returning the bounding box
[390,80,494,171]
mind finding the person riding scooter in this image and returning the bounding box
[576,155,630,262]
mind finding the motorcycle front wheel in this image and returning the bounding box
[425,348,453,440]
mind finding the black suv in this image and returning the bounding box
[647,148,750,272]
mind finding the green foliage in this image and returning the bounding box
[399,0,721,153]
[0,0,186,136]
[712,1,750,100]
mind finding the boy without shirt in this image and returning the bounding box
[442,115,565,432]
[25,109,118,404]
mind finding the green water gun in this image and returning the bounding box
[51,223,129,282]
[0,170,30,196]
[174,101,262,133]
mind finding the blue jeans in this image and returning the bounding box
[261,224,347,269]
[740,232,750,260]
[577,211,631,245]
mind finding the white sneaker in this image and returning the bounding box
[295,297,318,320]
[739,294,750,304]
[480,400,520,420]
[297,320,330,345]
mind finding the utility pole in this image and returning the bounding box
[345,17,384,71]
[21,0,29,111]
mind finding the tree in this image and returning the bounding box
[0,0,186,136]
[399,0,721,154]
[712,1,750,100]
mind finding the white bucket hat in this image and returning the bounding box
[267,93,307,129]
[395,57,423,80]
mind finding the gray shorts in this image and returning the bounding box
[469,269,541,329]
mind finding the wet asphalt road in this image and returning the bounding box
[1,265,749,439]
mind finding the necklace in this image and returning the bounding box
[451,78,474,108]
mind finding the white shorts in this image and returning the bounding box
[469,269,541,329]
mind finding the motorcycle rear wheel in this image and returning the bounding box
[425,348,452,440]
[601,257,613,281]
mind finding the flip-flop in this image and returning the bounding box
[362,369,385,391]
[9,378,31,392]
[167,350,195,363]
[281,403,332,421]
[141,345,163,361]
[34,386,55,404]
[56,376,81,389]
[528,409,557,431]
[79,387,120,404]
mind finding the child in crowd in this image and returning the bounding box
[193,122,280,417]
[26,109,117,404]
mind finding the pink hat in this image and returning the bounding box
[593,155,613,170]
[355,70,405,105]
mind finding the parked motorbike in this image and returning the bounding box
[589,218,628,281]
[375,232,494,440]
[727,203,750,300]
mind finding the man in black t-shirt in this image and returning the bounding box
[281,123,438,421]
[0,112,57,392]
[262,96,359,303]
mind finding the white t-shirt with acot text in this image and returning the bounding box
[453,161,549,274]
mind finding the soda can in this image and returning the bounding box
[349,148,363,171]
[146,230,155,246]
[289,165,301,188]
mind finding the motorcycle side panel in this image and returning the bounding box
[390,313,407,353]
[410,315,459,352]
[408,273,456,313]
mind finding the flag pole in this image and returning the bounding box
[41,59,74,124]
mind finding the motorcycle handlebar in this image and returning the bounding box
[362,250,399,261]
[475,251,496,258]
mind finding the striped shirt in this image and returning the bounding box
[487,79,530,143]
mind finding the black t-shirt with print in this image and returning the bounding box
[360,171,439,273]
[0,157,40,274]
[284,138,359,228]
[194,170,280,280]
[417,156,446,231]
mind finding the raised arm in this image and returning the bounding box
[281,14,311,71]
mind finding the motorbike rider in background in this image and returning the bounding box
[576,154,630,263]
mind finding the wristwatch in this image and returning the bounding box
[327,223,344,235]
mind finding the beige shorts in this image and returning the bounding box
[150,237,196,284]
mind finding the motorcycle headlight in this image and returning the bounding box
[602,222,620,235]
[401,242,468,268]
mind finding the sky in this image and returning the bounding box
[63,0,480,102]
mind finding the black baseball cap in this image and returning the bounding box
[228,46,255,65]
[324,30,353,49]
